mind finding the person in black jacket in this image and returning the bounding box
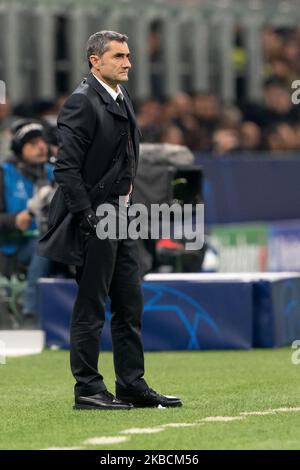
[39,31,182,410]
[0,120,53,327]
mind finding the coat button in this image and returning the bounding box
[114,179,120,184]
[99,183,105,190]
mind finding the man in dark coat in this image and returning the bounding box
[38,31,182,410]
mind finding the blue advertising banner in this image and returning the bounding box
[38,276,253,351]
[195,154,300,225]
[253,276,300,347]
[38,273,300,350]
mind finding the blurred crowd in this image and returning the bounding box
[1,27,300,160]
[137,83,299,155]
[138,26,300,155]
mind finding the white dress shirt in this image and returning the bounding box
[92,74,124,101]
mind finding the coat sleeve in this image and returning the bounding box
[0,166,17,231]
[54,92,96,214]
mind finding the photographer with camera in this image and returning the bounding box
[0,120,54,328]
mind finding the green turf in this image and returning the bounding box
[1,348,300,450]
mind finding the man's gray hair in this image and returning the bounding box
[86,30,128,68]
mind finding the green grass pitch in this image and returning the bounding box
[1,348,300,450]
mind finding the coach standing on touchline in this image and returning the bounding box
[38,31,182,410]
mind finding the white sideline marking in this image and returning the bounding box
[68,405,300,449]
[241,411,275,416]
[121,427,164,434]
[46,447,82,450]
[201,416,245,422]
[161,422,200,428]
[270,407,300,413]
[241,406,300,416]
[83,436,129,445]
[121,422,202,436]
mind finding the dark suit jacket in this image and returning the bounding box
[38,73,140,265]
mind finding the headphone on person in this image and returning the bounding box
[10,119,45,157]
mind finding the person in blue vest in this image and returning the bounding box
[0,119,54,327]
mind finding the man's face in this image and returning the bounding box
[90,40,131,87]
[22,137,48,164]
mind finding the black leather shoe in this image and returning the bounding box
[74,390,133,410]
[116,387,183,408]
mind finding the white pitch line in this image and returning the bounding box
[161,422,201,428]
[269,407,300,413]
[78,406,300,449]
[241,406,300,416]
[120,427,165,434]
[201,416,245,422]
[46,447,82,450]
[83,436,129,445]
[241,411,275,416]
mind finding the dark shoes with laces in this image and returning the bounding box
[116,385,183,408]
[74,387,183,410]
[74,384,182,410]
[74,390,133,410]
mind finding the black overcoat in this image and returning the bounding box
[38,73,140,265]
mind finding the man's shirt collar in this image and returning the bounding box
[92,74,124,102]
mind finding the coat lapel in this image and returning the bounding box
[85,73,128,120]
[120,86,137,126]
[120,85,139,159]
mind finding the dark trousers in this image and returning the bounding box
[71,207,147,398]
